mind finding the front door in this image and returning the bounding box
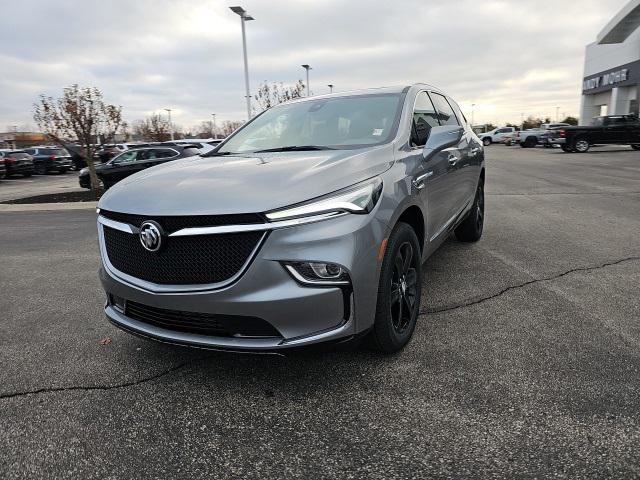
[409,91,461,246]
[429,92,473,226]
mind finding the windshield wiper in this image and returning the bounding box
[252,145,334,153]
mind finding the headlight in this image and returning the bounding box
[80,167,89,175]
[266,177,383,221]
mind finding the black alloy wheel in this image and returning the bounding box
[390,242,419,335]
[370,222,422,353]
[455,179,484,242]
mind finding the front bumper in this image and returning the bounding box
[99,211,385,350]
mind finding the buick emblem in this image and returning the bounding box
[139,221,163,252]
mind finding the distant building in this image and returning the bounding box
[0,132,48,149]
[581,0,640,122]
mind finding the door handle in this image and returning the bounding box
[470,147,481,156]
[448,153,459,165]
[412,171,433,191]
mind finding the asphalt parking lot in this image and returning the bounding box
[0,172,83,202]
[1,145,639,479]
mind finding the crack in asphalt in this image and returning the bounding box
[0,355,214,401]
[421,256,640,315]
[3,257,638,401]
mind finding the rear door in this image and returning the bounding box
[602,117,627,143]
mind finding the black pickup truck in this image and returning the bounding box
[550,115,640,153]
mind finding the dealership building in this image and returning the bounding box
[581,0,640,122]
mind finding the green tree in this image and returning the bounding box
[561,116,579,126]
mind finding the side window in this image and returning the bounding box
[430,93,460,127]
[411,91,439,147]
[155,149,177,159]
[113,151,137,164]
[449,100,468,125]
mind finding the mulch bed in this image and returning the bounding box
[2,190,103,204]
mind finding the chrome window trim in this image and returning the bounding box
[97,221,268,293]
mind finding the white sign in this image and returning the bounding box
[584,68,629,91]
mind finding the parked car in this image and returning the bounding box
[95,84,485,354]
[478,127,516,146]
[516,123,571,148]
[0,150,35,177]
[549,115,640,153]
[22,147,72,174]
[79,144,201,189]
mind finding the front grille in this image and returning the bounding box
[124,300,281,338]
[100,210,264,233]
[103,226,264,285]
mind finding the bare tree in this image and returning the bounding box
[220,120,244,137]
[33,84,123,192]
[254,80,305,112]
[133,114,171,142]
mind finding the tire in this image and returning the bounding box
[59,168,68,174]
[524,136,537,148]
[520,142,527,148]
[573,137,590,153]
[482,137,492,146]
[34,163,47,175]
[455,177,485,243]
[561,145,574,153]
[631,144,640,150]
[368,222,422,353]
[22,172,32,177]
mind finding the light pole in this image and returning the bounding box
[301,64,312,96]
[327,84,334,93]
[471,103,476,126]
[164,108,173,141]
[230,6,254,120]
[211,113,217,139]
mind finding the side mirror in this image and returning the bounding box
[423,125,464,157]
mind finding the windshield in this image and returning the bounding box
[217,93,404,154]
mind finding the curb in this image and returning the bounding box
[0,202,98,213]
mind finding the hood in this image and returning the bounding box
[98,145,394,215]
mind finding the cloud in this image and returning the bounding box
[0,0,629,130]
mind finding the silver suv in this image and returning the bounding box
[97,84,485,353]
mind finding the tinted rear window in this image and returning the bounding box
[9,152,31,159]
[40,148,66,155]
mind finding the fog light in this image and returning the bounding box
[284,262,350,286]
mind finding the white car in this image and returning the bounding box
[516,123,571,148]
[478,127,516,146]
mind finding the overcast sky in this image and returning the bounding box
[0,0,629,132]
